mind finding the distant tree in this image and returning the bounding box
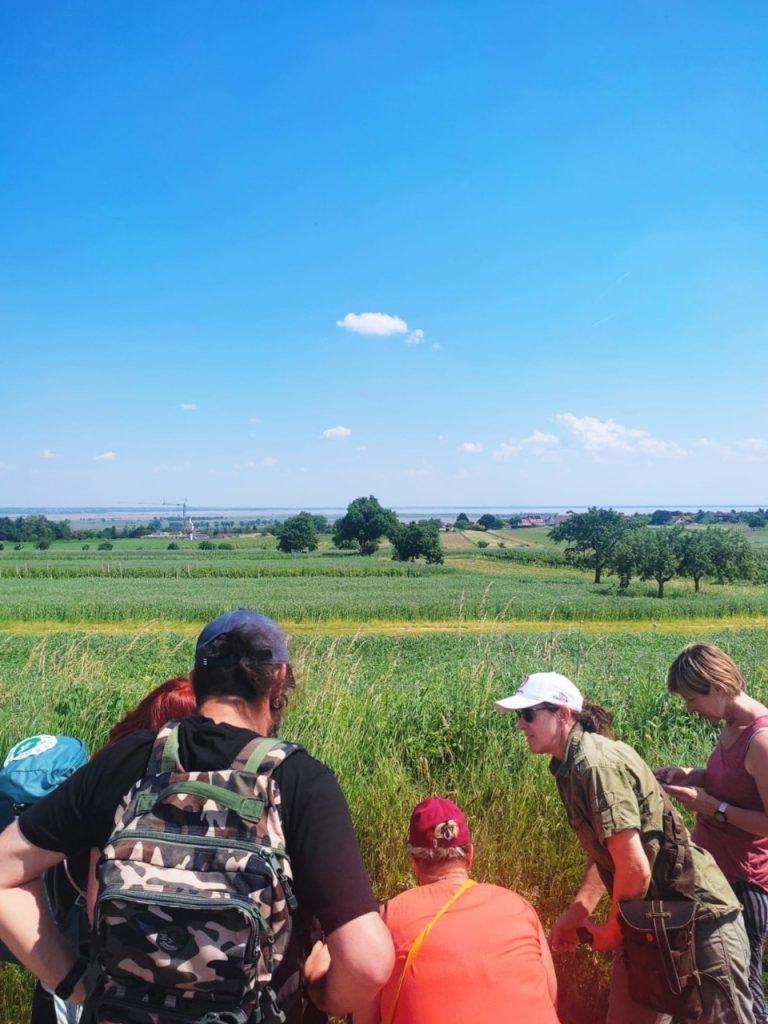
[218,542,235,550]
[677,529,716,593]
[478,514,504,531]
[634,525,684,598]
[198,540,216,550]
[477,540,489,549]
[390,522,444,564]
[36,539,51,550]
[649,509,677,526]
[167,542,179,550]
[508,515,523,528]
[707,529,753,584]
[277,512,319,554]
[611,529,646,590]
[549,507,630,584]
[311,515,330,534]
[693,509,716,525]
[454,513,471,528]
[97,541,113,551]
[333,495,399,556]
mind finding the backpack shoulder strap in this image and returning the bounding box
[145,722,182,776]
[235,736,302,774]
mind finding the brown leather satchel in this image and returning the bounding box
[617,792,703,1020]
[618,898,703,1020]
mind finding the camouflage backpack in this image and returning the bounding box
[92,722,300,1024]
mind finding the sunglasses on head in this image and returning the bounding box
[516,703,559,723]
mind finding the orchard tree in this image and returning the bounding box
[332,495,399,556]
[707,529,753,584]
[634,525,684,598]
[677,529,716,593]
[390,522,444,564]
[549,507,630,584]
[610,528,646,591]
[276,512,319,554]
[477,513,504,531]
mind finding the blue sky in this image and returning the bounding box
[1,1,766,509]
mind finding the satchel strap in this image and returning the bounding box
[648,900,684,995]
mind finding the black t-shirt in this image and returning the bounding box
[20,715,377,937]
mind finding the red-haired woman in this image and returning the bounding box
[98,676,195,750]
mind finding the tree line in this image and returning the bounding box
[275,498,444,563]
[549,508,755,597]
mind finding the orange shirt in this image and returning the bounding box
[379,880,561,1024]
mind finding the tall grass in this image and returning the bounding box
[2,628,768,1023]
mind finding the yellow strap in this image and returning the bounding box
[382,879,476,1024]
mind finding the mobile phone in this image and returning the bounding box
[575,926,594,946]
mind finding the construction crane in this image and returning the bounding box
[162,498,194,540]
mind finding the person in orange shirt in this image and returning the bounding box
[353,797,561,1024]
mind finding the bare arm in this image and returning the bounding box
[664,733,768,837]
[655,766,706,787]
[352,994,382,1024]
[306,910,394,1016]
[549,859,606,952]
[587,829,651,952]
[0,822,85,999]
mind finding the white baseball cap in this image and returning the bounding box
[494,672,583,713]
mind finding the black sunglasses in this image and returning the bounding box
[516,703,558,723]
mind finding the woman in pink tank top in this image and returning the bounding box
[657,643,768,1024]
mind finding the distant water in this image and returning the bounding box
[0,504,763,522]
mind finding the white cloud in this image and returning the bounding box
[262,456,277,467]
[493,441,523,460]
[0,462,13,471]
[41,449,55,459]
[493,432,560,461]
[431,342,441,351]
[405,329,425,346]
[459,442,484,454]
[322,425,352,439]
[336,312,408,336]
[94,451,117,462]
[735,437,768,454]
[556,413,686,458]
[247,417,262,425]
[179,403,197,412]
[356,445,369,453]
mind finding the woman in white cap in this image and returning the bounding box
[495,672,755,1024]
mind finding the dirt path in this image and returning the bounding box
[2,616,768,637]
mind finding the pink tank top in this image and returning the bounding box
[693,714,768,891]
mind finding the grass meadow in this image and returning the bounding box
[1,533,768,1022]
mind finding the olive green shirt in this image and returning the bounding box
[550,724,740,922]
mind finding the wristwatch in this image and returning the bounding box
[713,801,729,824]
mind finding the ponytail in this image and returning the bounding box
[573,701,614,738]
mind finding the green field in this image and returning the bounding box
[1,536,767,1023]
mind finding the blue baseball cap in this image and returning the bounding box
[194,609,289,669]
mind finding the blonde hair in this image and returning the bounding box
[667,643,746,698]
